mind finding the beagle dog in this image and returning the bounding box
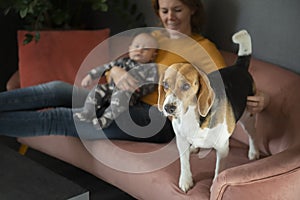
[158,30,260,192]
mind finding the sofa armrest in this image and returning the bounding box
[211,145,300,200]
[6,70,20,91]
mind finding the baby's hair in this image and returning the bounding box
[131,32,158,49]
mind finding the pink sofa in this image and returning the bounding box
[12,32,300,199]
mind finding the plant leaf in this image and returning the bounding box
[4,7,11,15]
[20,8,28,18]
[34,31,40,42]
[23,33,33,45]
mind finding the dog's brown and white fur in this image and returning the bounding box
[158,30,260,192]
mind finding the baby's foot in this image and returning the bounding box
[73,111,93,122]
[92,117,113,129]
[73,113,87,121]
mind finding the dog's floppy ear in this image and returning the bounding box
[157,73,165,112]
[197,72,215,117]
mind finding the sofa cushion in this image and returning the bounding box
[18,29,110,87]
[18,135,253,200]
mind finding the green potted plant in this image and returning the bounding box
[1,0,146,89]
[1,0,109,44]
[1,0,146,44]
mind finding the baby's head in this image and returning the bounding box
[129,33,158,63]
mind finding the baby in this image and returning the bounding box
[74,33,158,129]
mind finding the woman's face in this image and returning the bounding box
[158,0,194,38]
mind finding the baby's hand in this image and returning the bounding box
[81,74,93,88]
[110,67,138,92]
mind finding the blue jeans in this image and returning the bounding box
[0,81,174,143]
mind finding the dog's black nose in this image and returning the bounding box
[164,104,176,114]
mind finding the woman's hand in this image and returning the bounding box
[109,67,139,92]
[247,90,270,114]
[81,74,93,88]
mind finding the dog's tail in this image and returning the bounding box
[232,29,252,56]
[231,30,252,71]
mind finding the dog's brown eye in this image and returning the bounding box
[181,83,190,91]
[162,81,169,90]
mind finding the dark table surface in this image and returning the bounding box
[0,143,89,200]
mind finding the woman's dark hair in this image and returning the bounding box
[151,0,205,33]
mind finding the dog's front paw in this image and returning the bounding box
[179,174,194,193]
[248,149,260,160]
[189,146,200,154]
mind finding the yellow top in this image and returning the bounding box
[140,30,226,105]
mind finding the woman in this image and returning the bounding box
[149,0,269,114]
[0,0,268,142]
